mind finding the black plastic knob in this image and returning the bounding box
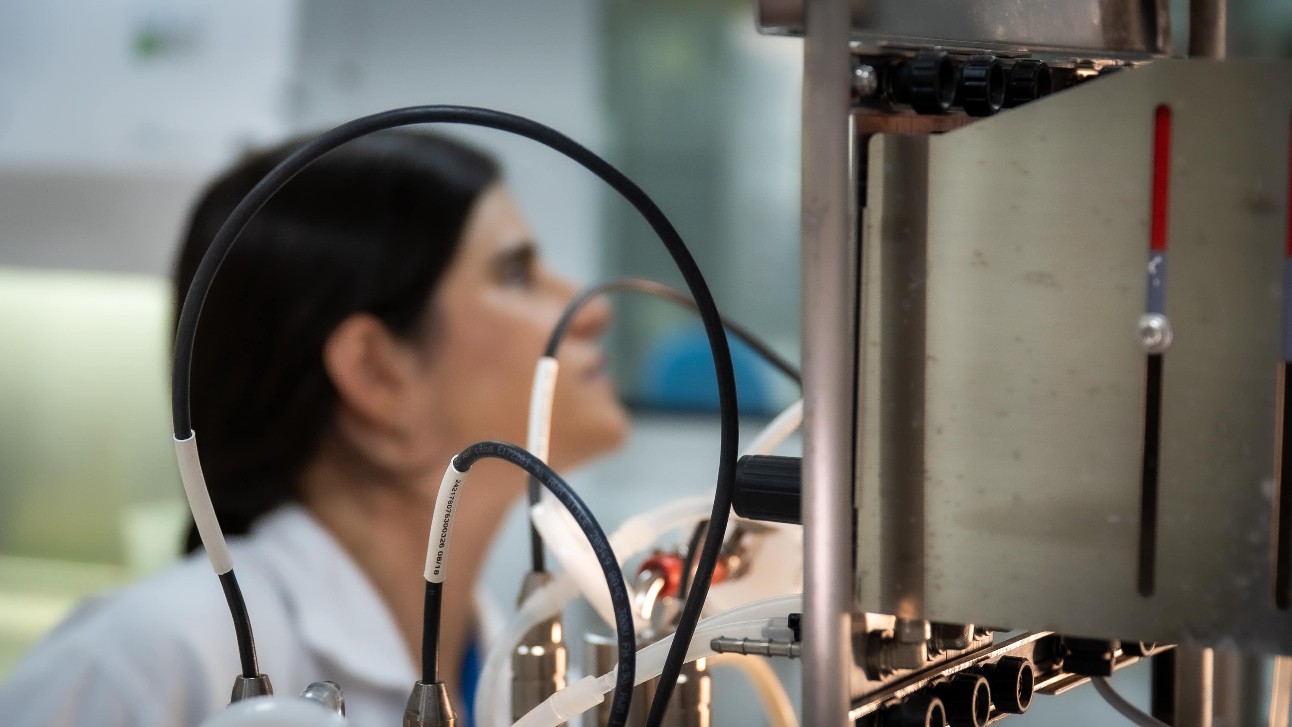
[890,52,956,114]
[934,674,990,727]
[881,694,946,727]
[980,656,1034,714]
[957,56,1005,117]
[1004,59,1053,107]
[733,455,801,525]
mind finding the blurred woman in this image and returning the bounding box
[0,131,629,725]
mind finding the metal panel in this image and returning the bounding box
[758,0,1170,56]
[855,60,1292,652]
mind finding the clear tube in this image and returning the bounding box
[499,387,805,727]
[744,399,803,457]
[708,654,799,727]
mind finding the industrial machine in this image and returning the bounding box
[771,0,1292,724]
[145,1,1292,726]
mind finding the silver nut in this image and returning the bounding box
[853,63,879,98]
[1137,313,1173,354]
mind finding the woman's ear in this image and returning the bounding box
[322,314,425,461]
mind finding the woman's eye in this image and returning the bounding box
[501,257,536,287]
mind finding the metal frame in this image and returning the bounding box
[800,0,856,723]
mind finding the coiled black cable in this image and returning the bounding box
[526,277,801,574]
[169,106,738,726]
[421,441,637,727]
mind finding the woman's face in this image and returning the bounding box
[411,184,629,471]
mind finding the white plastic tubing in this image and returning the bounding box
[174,433,234,575]
[478,396,806,726]
[512,593,804,727]
[525,357,634,630]
[476,495,714,726]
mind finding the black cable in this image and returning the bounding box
[525,277,801,573]
[169,106,738,725]
[217,571,259,678]
[422,580,443,683]
[425,441,637,727]
[675,519,710,602]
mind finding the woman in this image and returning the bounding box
[0,131,630,725]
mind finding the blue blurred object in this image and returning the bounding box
[638,324,772,416]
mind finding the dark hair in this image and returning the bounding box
[175,131,500,552]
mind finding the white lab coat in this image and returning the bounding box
[0,506,419,726]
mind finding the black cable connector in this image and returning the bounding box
[427,441,637,727]
[170,106,738,727]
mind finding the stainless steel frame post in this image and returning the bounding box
[801,0,857,723]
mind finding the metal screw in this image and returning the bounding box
[1138,313,1173,354]
[853,63,879,99]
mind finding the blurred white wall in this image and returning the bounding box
[290,0,606,281]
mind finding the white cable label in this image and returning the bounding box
[173,433,234,575]
[425,461,469,583]
[526,357,560,462]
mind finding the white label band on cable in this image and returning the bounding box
[173,433,234,575]
[526,357,559,462]
[425,461,469,583]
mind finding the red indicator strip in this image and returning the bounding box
[1150,105,1172,254]
[1146,105,1172,315]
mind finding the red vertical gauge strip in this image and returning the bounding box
[1138,105,1172,597]
[1150,105,1173,252]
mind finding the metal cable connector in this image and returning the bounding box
[404,681,456,727]
[709,636,802,659]
[229,674,273,703]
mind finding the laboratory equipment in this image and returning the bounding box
[777,0,1292,724]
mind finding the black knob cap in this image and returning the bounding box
[957,56,1005,116]
[980,656,1034,714]
[881,694,946,727]
[733,455,801,525]
[934,674,990,727]
[1005,59,1053,107]
[890,52,956,114]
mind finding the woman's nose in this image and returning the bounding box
[565,288,613,341]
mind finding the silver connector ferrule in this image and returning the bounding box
[709,636,803,659]
[512,571,568,722]
[230,674,273,703]
[403,681,456,727]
